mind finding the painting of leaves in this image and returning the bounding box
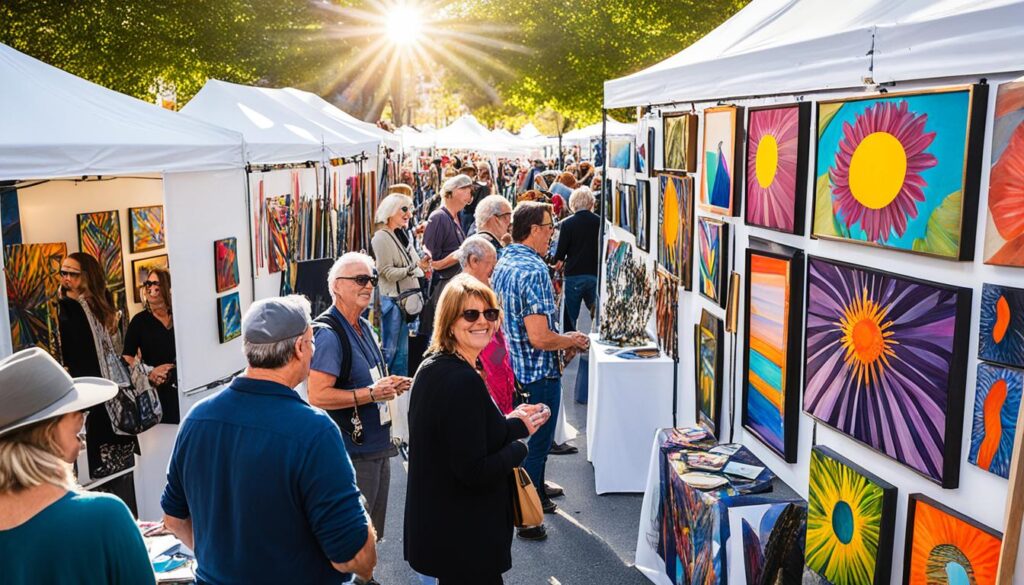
[217,291,242,343]
[978,283,1024,368]
[657,174,694,290]
[214,237,240,293]
[128,205,165,253]
[903,494,1001,585]
[4,242,66,355]
[663,112,698,173]
[983,78,1024,266]
[131,255,169,303]
[967,363,1023,479]
[77,210,125,289]
[699,106,742,216]
[726,498,807,585]
[803,256,972,487]
[697,217,729,306]
[695,308,723,435]
[813,85,987,260]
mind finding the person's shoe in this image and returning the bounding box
[550,442,578,455]
[516,525,548,541]
[541,498,558,514]
[544,480,565,498]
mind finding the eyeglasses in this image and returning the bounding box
[496,212,512,218]
[336,274,378,287]
[59,270,82,278]
[400,206,410,213]
[143,281,160,288]
[462,308,500,322]
[535,221,554,230]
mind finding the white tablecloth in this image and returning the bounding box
[586,335,675,493]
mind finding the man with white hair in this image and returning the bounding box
[458,235,499,284]
[420,175,473,338]
[308,252,413,544]
[553,187,601,332]
[472,194,513,252]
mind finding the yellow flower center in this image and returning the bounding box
[755,134,779,188]
[837,288,897,386]
[663,181,679,245]
[848,131,907,210]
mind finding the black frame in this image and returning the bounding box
[901,493,1003,585]
[213,236,239,293]
[697,216,730,307]
[698,105,745,217]
[636,179,651,252]
[695,307,724,437]
[662,111,699,173]
[647,127,656,175]
[217,291,242,343]
[743,102,811,235]
[657,174,695,291]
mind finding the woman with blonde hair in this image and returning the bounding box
[0,348,155,584]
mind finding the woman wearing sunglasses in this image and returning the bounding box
[122,268,178,423]
[405,274,550,585]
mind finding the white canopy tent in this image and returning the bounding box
[562,120,636,143]
[282,87,400,149]
[604,0,1024,108]
[432,114,523,153]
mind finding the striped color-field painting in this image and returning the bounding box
[744,253,790,456]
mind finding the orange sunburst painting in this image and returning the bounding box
[904,494,1001,585]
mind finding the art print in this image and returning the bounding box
[725,498,807,585]
[968,363,1023,479]
[978,283,1024,368]
[77,210,125,289]
[636,180,651,252]
[217,291,242,343]
[129,205,165,253]
[4,242,66,355]
[696,308,723,435]
[655,268,678,360]
[699,106,742,216]
[902,494,1001,585]
[608,138,633,170]
[266,195,291,274]
[131,255,170,303]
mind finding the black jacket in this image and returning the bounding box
[404,352,529,579]
[553,209,601,277]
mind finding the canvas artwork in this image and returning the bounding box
[608,138,633,170]
[617,183,636,234]
[77,210,125,289]
[725,498,807,585]
[699,106,742,216]
[647,127,656,175]
[217,292,242,343]
[805,446,897,585]
[978,283,1024,368]
[266,195,291,274]
[663,112,698,173]
[598,240,653,346]
[804,256,972,487]
[655,268,678,360]
[813,85,988,260]
[128,205,165,253]
[131,255,170,303]
[697,217,729,306]
[967,362,1023,480]
[214,237,240,293]
[983,79,1024,266]
[5,242,66,355]
[636,180,651,252]
[658,174,694,290]
[742,239,804,463]
[745,103,810,234]
[902,494,1002,585]
[696,308,723,435]
[1,190,22,245]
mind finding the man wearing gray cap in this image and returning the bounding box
[161,295,377,584]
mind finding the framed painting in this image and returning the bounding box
[636,126,648,175]
[812,85,988,260]
[978,283,1024,368]
[742,238,804,463]
[601,178,614,221]
[803,256,972,487]
[968,363,1023,479]
[214,237,240,293]
[805,445,897,585]
[695,308,723,435]
[636,180,651,252]
[4,242,66,356]
[266,195,291,274]
[984,79,1024,266]
[725,498,807,585]
[902,494,1002,585]
[128,205,165,253]
[131,254,170,303]
[663,112,698,173]
[217,291,242,343]
[647,127,656,175]
[699,105,743,216]
[616,183,636,234]
[657,174,694,290]
[655,268,678,360]
[1,190,22,245]
[77,210,125,289]
[608,137,633,170]
[697,216,729,306]
[745,103,810,234]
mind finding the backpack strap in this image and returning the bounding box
[312,310,352,387]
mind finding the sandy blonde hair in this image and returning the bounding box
[428,274,502,355]
[0,417,75,492]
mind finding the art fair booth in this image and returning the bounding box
[0,43,249,522]
[594,0,1024,583]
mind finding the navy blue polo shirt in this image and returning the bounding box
[161,377,368,584]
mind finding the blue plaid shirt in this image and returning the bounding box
[491,243,559,385]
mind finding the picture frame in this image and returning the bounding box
[213,237,240,293]
[699,105,744,216]
[695,308,724,436]
[128,205,165,253]
[744,102,811,235]
[77,209,125,289]
[662,111,699,173]
[636,180,651,252]
[657,174,694,290]
[697,216,729,306]
[217,291,242,343]
[131,254,170,303]
[902,494,1002,584]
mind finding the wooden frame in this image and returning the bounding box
[662,111,698,173]
[743,102,811,235]
[695,308,724,436]
[699,105,744,216]
[128,205,165,253]
[130,254,169,303]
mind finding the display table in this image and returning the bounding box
[586,334,675,493]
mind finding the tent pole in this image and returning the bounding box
[595,109,608,326]
[244,166,257,304]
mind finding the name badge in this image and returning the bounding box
[370,366,391,425]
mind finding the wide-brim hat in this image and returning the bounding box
[0,348,118,437]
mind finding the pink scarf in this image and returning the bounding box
[480,328,515,415]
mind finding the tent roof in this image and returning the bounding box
[563,120,636,142]
[432,115,522,153]
[604,0,1024,108]
[181,79,379,164]
[0,43,244,181]
[281,88,400,148]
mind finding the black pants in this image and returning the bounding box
[438,576,502,585]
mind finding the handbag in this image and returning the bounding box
[385,230,425,318]
[106,355,163,435]
[510,467,544,528]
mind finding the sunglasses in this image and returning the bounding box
[462,308,500,322]
[59,270,82,278]
[336,274,379,287]
[401,206,410,213]
[143,281,160,288]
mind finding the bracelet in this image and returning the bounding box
[368,388,376,402]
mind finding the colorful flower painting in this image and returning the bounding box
[131,255,169,303]
[813,86,987,259]
[805,446,897,585]
[968,363,1023,479]
[663,112,698,173]
[4,242,66,356]
[77,210,125,289]
[984,79,1024,266]
[978,283,1024,368]
[608,138,632,170]
[696,308,723,435]
[217,291,242,343]
[745,103,810,234]
[697,217,728,306]
[214,237,240,293]
[128,205,165,253]
[658,174,694,290]
[655,268,678,360]
[803,256,971,487]
[903,494,1001,585]
[699,106,741,216]
[726,498,807,585]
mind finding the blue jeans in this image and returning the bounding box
[563,275,598,332]
[380,295,409,376]
[522,377,562,501]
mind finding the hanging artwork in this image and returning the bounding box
[598,240,653,346]
[213,237,240,293]
[813,85,988,260]
[697,216,729,306]
[804,256,972,487]
[978,283,1024,368]
[742,238,804,463]
[725,498,807,585]
[745,103,810,234]
[77,210,125,290]
[902,494,1002,585]
[608,138,633,170]
[1,189,22,245]
[968,362,1023,480]
[699,106,743,216]
[647,127,656,175]
[266,194,291,274]
[217,291,242,343]
[658,174,694,289]
[128,205,165,253]
[663,112,698,173]
[636,180,651,252]
[984,78,1024,266]
[5,242,66,356]
[131,255,170,303]
[805,446,897,585]
[695,308,723,435]
[655,268,678,360]
[616,183,636,234]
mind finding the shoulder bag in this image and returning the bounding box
[384,230,425,319]
[510,467,544,528]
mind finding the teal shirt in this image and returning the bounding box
[0,491,155,584]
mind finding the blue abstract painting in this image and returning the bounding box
[217,292,241,343]
[608,138,633,170]
[979,283,1024,369]
[968,363,1023,479]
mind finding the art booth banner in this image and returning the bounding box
[745,103,810,235]
[658,174,694,290]
[699,106,743,216]
[812,85,988,260]
[983,77,1024,267]
[902,494,1002,585]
